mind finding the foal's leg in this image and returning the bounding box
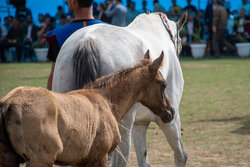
[74,154,108,167]
[24,128,63,167]
[19,117,63,167]
[111,106,137,167]
[93,154,108,167]
[156,114,187,167]
[132,122,151,167]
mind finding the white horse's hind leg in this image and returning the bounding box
[112,107,137,167]
[156,118,187,167]
[132,123,150,167]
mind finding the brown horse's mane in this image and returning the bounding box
[84,59,150,89]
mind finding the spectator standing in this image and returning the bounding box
[46,0,103,90]
[59,14,68,26]
[98,3,112,23]
[0,18,3,39]
[222,0,231,13]
[24,16,38,43]
[153,0,166,13]
[45,13,51,20]
[126,1,139,25]
[238,0,250,16]
[55,6,65,21]
[183,0,197,14]
[15,0,32,22]
[0,17,9,42]
[23,15,38,61]
[37,13,45,29]
[8,16,13,26]
[141,0,149,13]
[213,0,236,58]
[0,16,12,62]
[169,0,182,14]
[105,0,127,27]
[196,9,205,40]
[185,13,204,42]
[227,12,235,35]
[0,17,24,62]
[233,8,250,40]
[93,2,100,19]
[32,17,54,49]
[205,0,215,56]
[0,17,6,62]
[127,0,132,8]
[169,8,178,21]
[186,13,194,42]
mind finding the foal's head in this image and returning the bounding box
[139,50,175,123]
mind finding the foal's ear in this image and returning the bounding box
[144,49,150,60]
[150,51,164,73]
[177,11,188,30]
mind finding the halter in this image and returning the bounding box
[159,13,179,56]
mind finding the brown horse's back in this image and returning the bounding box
[0,86,63,166]
[0,86,121,166]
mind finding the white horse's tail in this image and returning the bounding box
[73,38,101,89]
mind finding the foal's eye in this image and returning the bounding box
[158,81,167,88]
[162,82,167,88]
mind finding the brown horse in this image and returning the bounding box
[0,51,174,167]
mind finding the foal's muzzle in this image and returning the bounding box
[161,106,175,123]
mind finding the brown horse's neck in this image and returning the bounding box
[97,68,150,122]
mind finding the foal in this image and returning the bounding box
[0,51,174,167]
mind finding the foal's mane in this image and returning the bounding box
[84,59,150,89]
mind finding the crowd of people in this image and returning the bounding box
[92,0,250,58]
[0,0,249,62]
[0,1,76,63]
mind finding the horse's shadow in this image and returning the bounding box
[197,116,250,135]
[231,118,250,135]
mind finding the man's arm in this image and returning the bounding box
[46,34,60,90]
[47,62,55,90]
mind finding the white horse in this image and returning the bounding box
[52,12,187,167]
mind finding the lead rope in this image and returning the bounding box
[115,146,128,163]
[113,123,132,163]
[118,123,132,135]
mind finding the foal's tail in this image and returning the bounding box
[0,102,12,150]
[73,38,101,89]
[0,101,24,166]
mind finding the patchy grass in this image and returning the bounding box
[0,62,50,97]
[0,57,250,167]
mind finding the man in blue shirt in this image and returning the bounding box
[46,0,102,90]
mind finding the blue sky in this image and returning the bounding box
[0,0,244,24]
